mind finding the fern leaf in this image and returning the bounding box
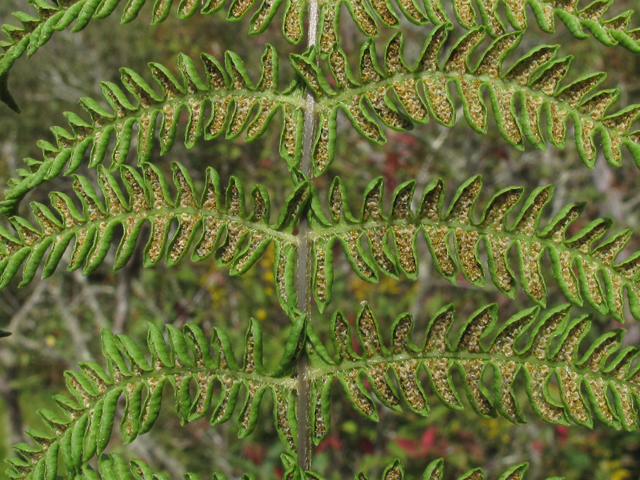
[420,0,640,49]
[294,26,640,176]
[0,46,305,215]
[3,0,638,110]
[304,303,640,444]
[0,0,441,109]
[463,0,640,49]
[5,316,306,480]
[309,175,640,322]
[6,452,553,480]
[0,162,308,312]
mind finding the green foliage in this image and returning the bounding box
[2,0,640,113]
[293,26,640,174]
[7,24,640,208]
[0,45,304,215]
[309,175,640,320]
[305,303,640,437]
[6,302,640,479]
[12,451,554,480]
[8,167,640,322]
[5,316,306,480]
[0,162,308,311]
[2,0,640,477]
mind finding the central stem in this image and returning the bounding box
[295,1,319,471]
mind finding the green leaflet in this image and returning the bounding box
[0,0,430,110]
[0,162,308,312]
[7,29,640,210]
[6,452,559,480]
[6,305,635,479]
[0,46,305,215]
[0,0,306,111]
[2,0,640,112]
[309,175,640,322]
[304,304,640,444]
[5,316,306,480]
[5,164,640,323]
[317,0,640,57]
[293,26,640,175]
[430,0,640,47]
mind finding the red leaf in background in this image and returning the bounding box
[358,437,375,454]
[244,444,266,465]
[396,438,417,456]
[392,133,418,147]
[347,313,360,354]
[397,427,437,457]
[316,436,343,453]
[555,425,569,443]
[420,427,436,451]
[383,152,401,191]
[532,440,544,453]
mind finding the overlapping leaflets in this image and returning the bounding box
[5,316,306,480]
[445,0,640,46]
[6,304,640,479]
[0,162,308,311]
[4,169,640,321]
[8,26,640,217]
[309,175,640,322]
[3,1,640,475]
[292,26,640,175]
[2,0,640,112]
[8,451,555,480]
[315,0,640,55]
[304,304,640,442]
[0,45,304,215]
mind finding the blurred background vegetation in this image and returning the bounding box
[1,0,640,479]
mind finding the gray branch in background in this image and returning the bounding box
[112,264,133,335]
[7,281,47,332]
[50,280,93,363]
[72,271,110,329]
[123,425,186,478]
[0,367,26,447]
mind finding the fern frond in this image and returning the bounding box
[0,46,305,215]
[438,0,640,47]
[61,453,304,480]
[353,458,555,480]
[3,0,639,113]
[292,26,640,175]
[0,0,439,110]
[0,0,303,112]
[7,452,552,480]
[0,162,308,311]
[5,316,306,480]
[309,175,640,322]
[316,0,640,57]
[304,304,640,444]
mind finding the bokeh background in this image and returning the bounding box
[1,0,640,478]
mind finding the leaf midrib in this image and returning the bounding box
[315,69,625,141]
[307,216,636,289]
[2,206,299,259]
[306,348,640,392]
